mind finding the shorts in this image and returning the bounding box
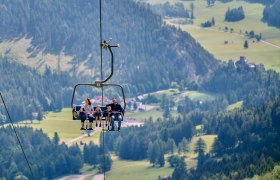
[94,111,102,118]
[80,112,94,123]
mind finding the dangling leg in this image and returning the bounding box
[95,116,98,127]
[99,116,102,127]
[111,115,115,131]
[106,117,109,130]
[89,117,94,130]
[117,114,122,131]
[80,112,86,130]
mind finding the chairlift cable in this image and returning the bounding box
[99,0,104,105]
[99,0,106,179]
[0,93,36,180]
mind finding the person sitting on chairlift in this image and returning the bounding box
[79,98,94,130]
[107,98,124,131]
[104,105,112,130]
[94,105,103,127]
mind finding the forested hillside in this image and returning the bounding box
[175,60,280,115]
[263,0,280,27]
[0,58,74,122]
[105,116,193,161]
[245,0,276,5]
[188,97,280,179]
[201,60,280,107]
[105,96,280,179]
[0,127,83,179]
[0,0,218,95]
[223,0,276,5]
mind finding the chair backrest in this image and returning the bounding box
[73,105,123,120]
[93,106,107,112]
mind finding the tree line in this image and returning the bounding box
[166,59,280,116]
[151,2,189,18]
[0,127,83,179]
[0,126,112,179]
[187,97,280,179]
[224,6,245,22]
[263,0,280,27]
[105,116,193,165]
[0,58,75,122]
[201,60,280,107]
[245,0,276,5]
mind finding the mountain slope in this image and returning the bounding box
[0,58,73,122]
[0,0,219,95]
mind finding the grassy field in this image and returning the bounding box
[184,134,217,169]
[180,90,216,101]
[126,109,163,121]
[127,89,216,121]
[148,0,280,72]
[106,155,173,180]
[15,108,101,144]
[79,134,218,180]
[145,89,216,102]
[189,135,217,154]
[227,100,243,111]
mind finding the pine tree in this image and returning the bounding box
[194,138,206,154]
[244,40,249,49]
[172,157,187,179]
[181,138,189,153]
[167,139,176,154]
[163,106,170,118]
[190,3,194,19]
[53,132,60,145]
[133,102,138,110]
[159,151,165,167]
[147,142,156,166]
[207,0,211,6]
[211,17,215,25]
[37,110,43,122]
[196,151,206,170]
[98,154,112,172]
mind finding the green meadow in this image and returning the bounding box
[106,155,174,180]
[126,89,216,121]
[227,100,243,111]
[184,134,217,169]
[144,89,216,102]
[15,108,100,144]
[149,0,280,72]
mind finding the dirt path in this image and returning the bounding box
[65,132,94,145]
[92,174,104,180]
[58,174,92,180]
